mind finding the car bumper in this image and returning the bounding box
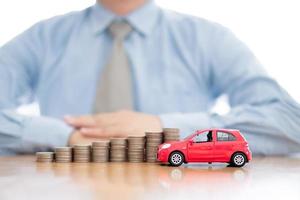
[245,150,252,161]
[157,149,169,162]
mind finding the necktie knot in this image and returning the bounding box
[108,21,132,40]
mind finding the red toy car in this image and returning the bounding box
[157,129,252,167]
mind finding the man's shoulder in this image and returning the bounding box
[31,6,92,36]
[160,8,227,34]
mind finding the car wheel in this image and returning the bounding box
[169,152,184,167]
[230,153,246,167]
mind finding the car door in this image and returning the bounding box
[187,131,214,162]
[214,131,237,162]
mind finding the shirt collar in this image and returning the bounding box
[90,0,161,37]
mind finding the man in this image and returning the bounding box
[0,0,299,156]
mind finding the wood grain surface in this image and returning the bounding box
[0,156,300,200]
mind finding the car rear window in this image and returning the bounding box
[217,131,236,141]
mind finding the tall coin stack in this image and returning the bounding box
[55,147,73,163]
[110,138,127,162]
[127,136,145,163]
[73,144,91,163]
[36,152,54,162]
[92,141,110,163]
[163,128,181,142]
[146,131,163,162]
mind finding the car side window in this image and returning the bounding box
[228,133,236,141]
[217,131,236,141]
[193,131,213,143]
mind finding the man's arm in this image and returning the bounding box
[0,111,73,154]
[161,25,300,155]
[0,23,73,155]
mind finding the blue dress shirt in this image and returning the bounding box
[1,1,300,155]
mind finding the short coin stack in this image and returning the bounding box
[110,138,127,162]
[146,131,163,162]
[92,141,110,163]
[163,128,181,142]
[55,147,73,163]
[73,144,91,163]
[36,152,54,162]
[127,136,145,163]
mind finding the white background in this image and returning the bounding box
[0,0,299,114]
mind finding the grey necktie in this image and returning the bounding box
[93,21,134,113]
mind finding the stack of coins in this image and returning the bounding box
[163,128,181,142]
[92,141,110,163]
[127,136,145,163]
[55,147,73,163]
[73,144,91,163]
[146,131,163,162]
[36,152,54,162]
[110,138,127,162]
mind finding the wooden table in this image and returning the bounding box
[0,156,300,200]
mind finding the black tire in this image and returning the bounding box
[230,152,247,167]
[169,152,184,167]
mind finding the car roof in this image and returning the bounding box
[197,128,239,132]
[193,129,244,141]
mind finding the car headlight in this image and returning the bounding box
[161,144,171,149]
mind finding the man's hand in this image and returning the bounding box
[64,110,162,138]
[68,130,101,146]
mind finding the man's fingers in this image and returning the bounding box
[79,127,105,137]
[64,115,96,127]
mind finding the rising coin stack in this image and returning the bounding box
[92,141,110,163]
[73,144,91,163]
[36,152,54,162]
[55,147,73,163]
[163,128,181,142]
[110,138,127,162]
[145,131,163,162]
[127,135,145,163]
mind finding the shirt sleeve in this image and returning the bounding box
[160,24,300,156]
[0,23,73,155]
[0,111,73,155]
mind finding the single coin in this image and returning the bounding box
[92,141,110,146]
[55,147,72,151]
[163,128,180,132]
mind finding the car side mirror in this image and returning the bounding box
[189,140,193,145]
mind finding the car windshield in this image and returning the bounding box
[183,134,191,140]
[183,131,205,140]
